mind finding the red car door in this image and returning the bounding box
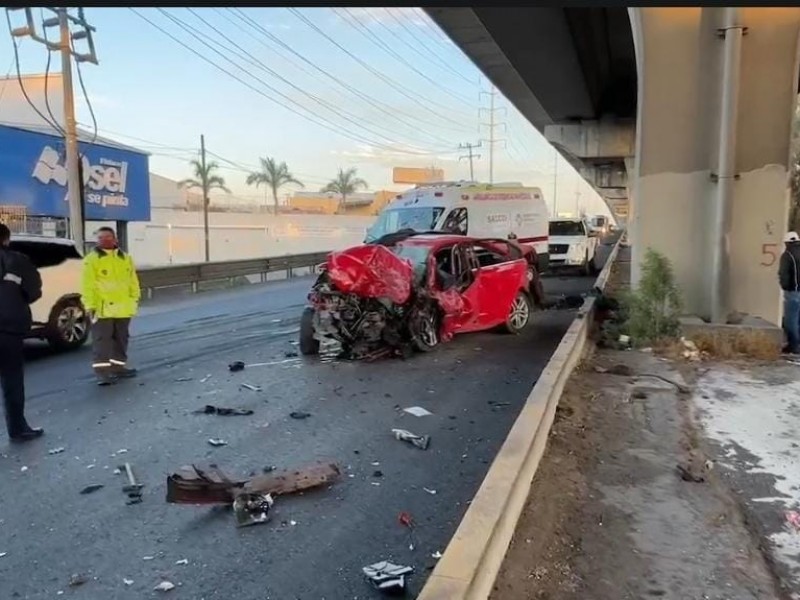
[471,244,528,329]
[430,243,480,335]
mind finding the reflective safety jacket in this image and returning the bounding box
[81,247,141,319]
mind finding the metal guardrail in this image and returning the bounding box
[136,251,329,298]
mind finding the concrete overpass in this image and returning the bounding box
[427,7,800,326]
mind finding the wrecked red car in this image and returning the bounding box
[299,232,544,358]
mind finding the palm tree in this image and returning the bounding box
[178,159,231,201]
[245,157,304,215]
[178,158,230,262]
[322,167,368,213]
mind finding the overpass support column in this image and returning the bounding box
[629,7,800,324]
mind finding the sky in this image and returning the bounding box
[1,6,609,217]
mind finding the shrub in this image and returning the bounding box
[626,248,682,344]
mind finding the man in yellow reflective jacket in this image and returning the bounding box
[81,227,141,386]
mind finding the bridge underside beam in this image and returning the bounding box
[545,120,635,223]
[630,7,800,324]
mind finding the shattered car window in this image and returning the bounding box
[366,207,444,241]
[391,244,430,284]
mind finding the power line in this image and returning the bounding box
[381,8,477,86]
[129,8,445,157]
[287,7,472,132]
[458,141,481,181]
[221,7,461,146]
[336,7,475,108]
[180,8,438,151]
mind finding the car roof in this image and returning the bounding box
[10,234,78,247]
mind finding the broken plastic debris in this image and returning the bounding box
[123,578,134,586]
[0,552,6,558]
[403,406,433,418]
[423,487,437,495]
[786,510,800,532]
[197,405,254,416]
[233,492,274,528]
[207,438,228,447]
[284,351,298,358]
[175,559,189,565]
[154,581,175,592]
[79,484,104,495]
[362,560,413,593]
[228,361,245,372]
[20,466,28,473]
[239,383,262,392]
[432,551,443,559]
[142,556,155,561]
[117,449,128,454]
[200,374,212,383]
[392,428,431,450]
[48,447,66,455]
[289,411,311,420]
[68,573,89,587]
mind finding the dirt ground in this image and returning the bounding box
[491,349,786,600]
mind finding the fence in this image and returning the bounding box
[136,251,329,299]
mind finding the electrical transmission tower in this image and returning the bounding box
[6,7,98,250]
[478,86,507,184]
[458,142,481,181]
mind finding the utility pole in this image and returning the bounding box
[479,86,506,184]
[58,10,83,250]
[458,142,481,181]
[200,134,210,263]
[7,8,97,250]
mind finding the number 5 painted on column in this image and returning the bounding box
[761,243,778,267]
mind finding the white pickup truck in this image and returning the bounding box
[547,218,600,275]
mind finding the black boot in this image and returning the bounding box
[9,427,44,443]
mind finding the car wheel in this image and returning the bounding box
[581,251,593,277]
[299,307,320,356]
[46,297,89,351]
[504,292,531,334]
[410,309,439,352]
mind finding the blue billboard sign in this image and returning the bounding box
[0,124,151,222]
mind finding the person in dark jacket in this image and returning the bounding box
[778,231,800,354]
[0,224,44,441]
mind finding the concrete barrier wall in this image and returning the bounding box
[91,209,376,267]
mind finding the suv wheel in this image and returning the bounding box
[299,307,320,355]
[47,297,89,351]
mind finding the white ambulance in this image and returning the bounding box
[365,181,551,271]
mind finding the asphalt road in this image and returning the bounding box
[0,265,602,598]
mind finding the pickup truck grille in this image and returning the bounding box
[549,244,569,255]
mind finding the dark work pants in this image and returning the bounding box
[92,318,131,376]
[0,332,29,436]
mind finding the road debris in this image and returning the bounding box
[284,350,298,358]
[403,406,433,418]
[239,383,262,392]
[79,484,104,495]
[363,561,413,594]
[233,492,274,528]
[174,377,193,382]
[68,573,89,587]
[48,447,66,455]
[166,461,341,504]
[372,470,383,478]
[207,438,228,447]
[431,551,443,559]
[20,466,28,473]
[175,559,189,566]
[154,581,175,592]
[392,428,431,450]
[785,510,800,532]
[423,487,437,495]
[196,405,254,416]
[676,462,707,483]
[0,552,6,558]
[289,411,311,420]
[200,374,212,383]
[142,556,155,561]
[123,578,134,586]
[228,361,245,372]
[119,462,144,504]
[595,364,634,376]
